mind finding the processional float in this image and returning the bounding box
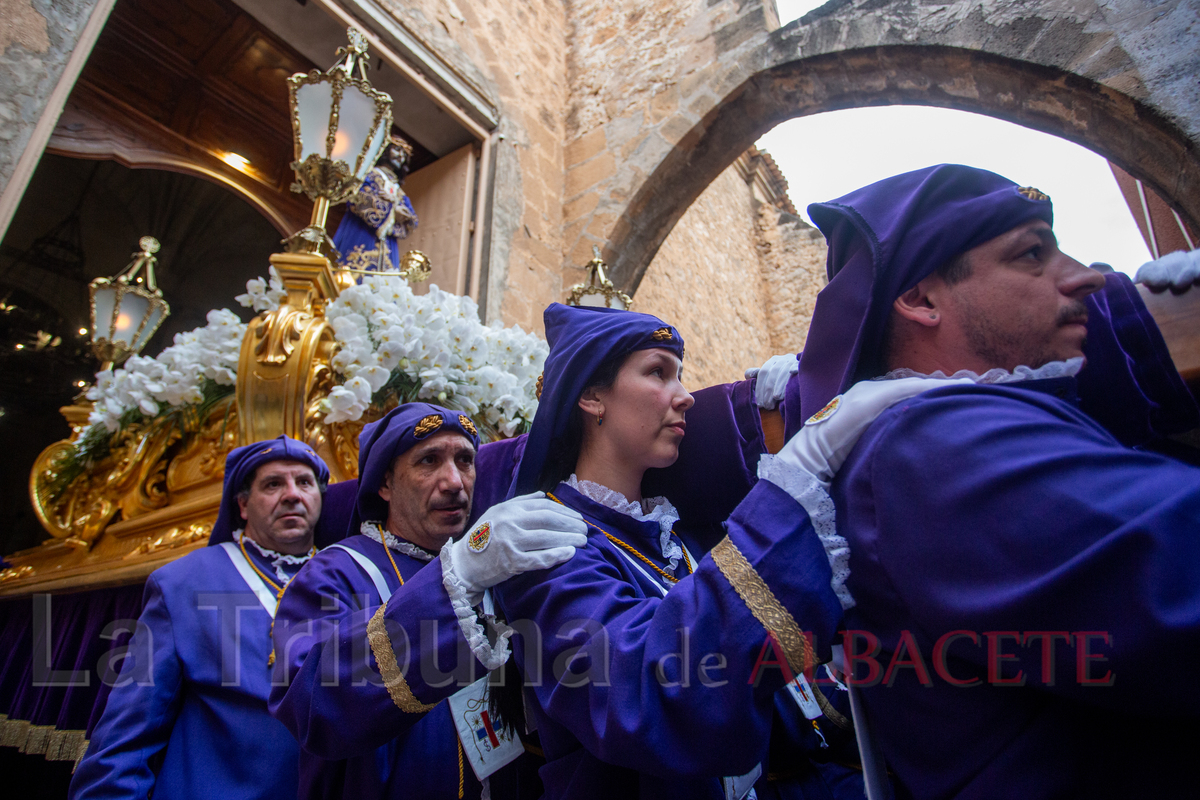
[2,30,442,597]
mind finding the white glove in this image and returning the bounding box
[1135,248,1200,290]
[442,492,589,605]
[744,353,800,410]
[775,377,972,488]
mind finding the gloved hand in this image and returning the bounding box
[442,492,589,605]
[1134,248,1200,291]
[775,376,972,489]
[745,353,800,410]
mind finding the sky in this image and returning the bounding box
[761,0,1153,276]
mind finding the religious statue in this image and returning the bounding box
[332,135,419,272]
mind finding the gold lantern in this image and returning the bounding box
[285,27,394,258]
[566,247,632,310]
[88,236,170,370]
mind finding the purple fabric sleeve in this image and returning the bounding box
[642,379,764,552]
[269,544,476,760]
[837,383,1200,798]
[494,480,841,786]
[69,576,183,800]
[1076,272,1199,445]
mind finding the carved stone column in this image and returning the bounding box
[236,252,340,447]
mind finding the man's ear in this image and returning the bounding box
[237,494,250,522]
[577,387,604,420]
[378,472,393,503]
[893,276,944,328]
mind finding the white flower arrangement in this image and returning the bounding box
[85,309,247,432]
[234,265,288,312]
[314,274,545,436]
[78,266,542,445]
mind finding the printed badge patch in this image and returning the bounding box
[805,396,840,425]
[467,522,491,553]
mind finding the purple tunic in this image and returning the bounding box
[269,533,528,799]
[493,481,848,799]
[71,543,305,800]
[833,376,1200,799]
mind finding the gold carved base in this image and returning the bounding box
[7,253,355,598]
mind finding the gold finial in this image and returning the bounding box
[332,28,372,81]
[400,250,432,283]
[566,246,632,310]
[139,236,160,256]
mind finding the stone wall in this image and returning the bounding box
[0,0,107,200]
[378,0,571,335]
[756,205,827,356]
[635,152,826,389]
[561,0,777,282]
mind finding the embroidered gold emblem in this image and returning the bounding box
[651,327,674,341]
[458,415,478,436]
[535,373,544,400]
[1017,186,1050,202]
[467,522,491,553]
[344,243,386,272]
[413,414,443,438]
[805,396,840,425]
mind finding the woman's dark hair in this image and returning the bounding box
[534,347,629,491]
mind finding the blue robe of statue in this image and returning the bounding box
[833,372,1200,799]
[70,540,306,800]
[493,481,855,800]
[333,167,418,273]
[270,530,531,799]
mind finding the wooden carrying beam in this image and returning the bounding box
[760,286,1200,454]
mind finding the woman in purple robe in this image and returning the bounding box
[488,303,874,800]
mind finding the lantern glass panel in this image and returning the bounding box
[136,302,166,351]
[296,81,334,159]
[578,293,608,308]
[92,284,117,341]
[113,291,149,346]
[361,119,389,181]
[333,84,376,170]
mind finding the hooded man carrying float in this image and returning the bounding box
[269,403,587,799]
[72,436,331,800]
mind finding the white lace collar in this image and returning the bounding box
[881,357,1084,385]
[236,530,314,584]
[361,521,437,563]
[565,475,684,573]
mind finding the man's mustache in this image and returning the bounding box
[1056,301,1089,327]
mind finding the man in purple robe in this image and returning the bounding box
[70,436,330,800]
[268,403,587,799]
[786,164,1200,799]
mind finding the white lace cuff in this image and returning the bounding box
[440,555,513,671]
[757,455,855,610]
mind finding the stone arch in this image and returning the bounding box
[571,1,1200,293]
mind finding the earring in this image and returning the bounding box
[930,313,938,320]
[598,412,604,426]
